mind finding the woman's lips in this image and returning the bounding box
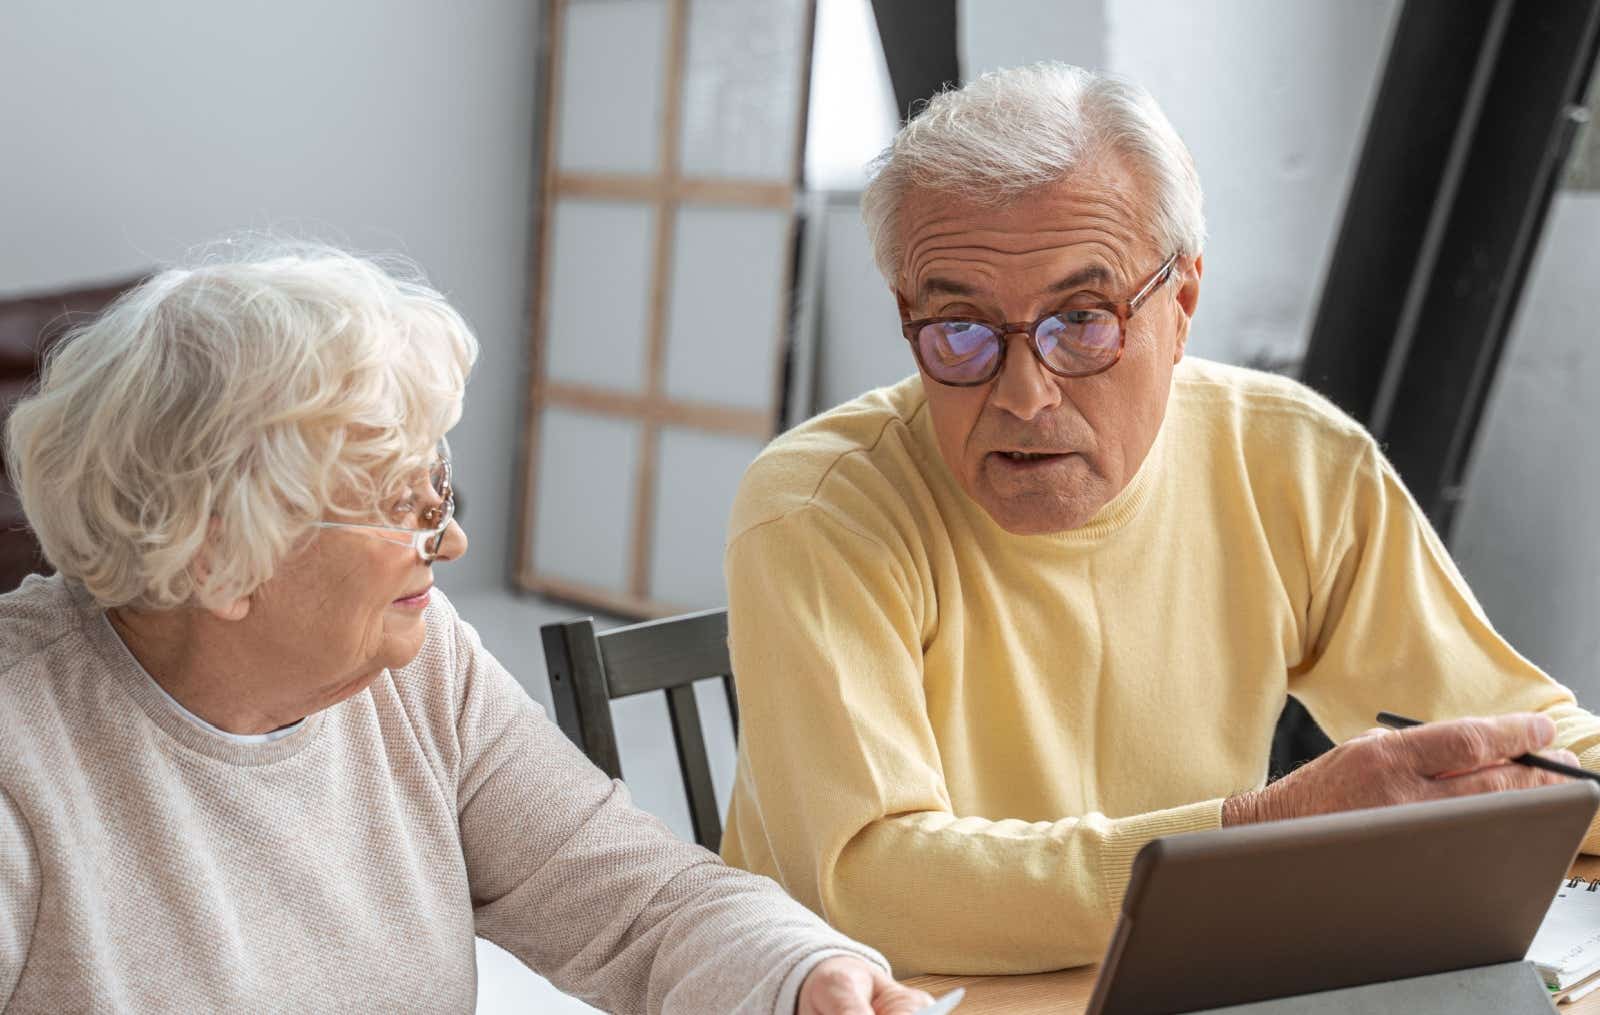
[393,586,432,608]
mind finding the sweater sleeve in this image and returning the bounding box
[0,782,39,1007]
[1289,438,1600,850]
[723,507,1221,977]
[446,612,887,1015]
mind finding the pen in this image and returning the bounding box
[1375,711,1600,784]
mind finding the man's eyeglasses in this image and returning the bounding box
[900,253,1179,386]
[312,438,455,562]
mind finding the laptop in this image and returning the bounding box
[1085,781,1600,1014]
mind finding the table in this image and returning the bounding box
[902,856,1600,1013]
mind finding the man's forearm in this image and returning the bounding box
[818,801,1224,976]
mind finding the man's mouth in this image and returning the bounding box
[1000,450,1061,461]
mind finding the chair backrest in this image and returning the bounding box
[541,608,736,851]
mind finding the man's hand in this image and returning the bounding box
[797,955,934,1015]
[1223,713,1581,826]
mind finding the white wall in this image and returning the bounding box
[1453,193,1600,703]
[1106,0,1398,366]
[960,0,1107,76]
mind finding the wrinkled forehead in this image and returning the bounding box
[897,166,1160,305]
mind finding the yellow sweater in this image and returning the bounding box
[720,357,1600,976]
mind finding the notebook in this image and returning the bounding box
[1529,875,1600,1002]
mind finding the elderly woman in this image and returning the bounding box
[0,244,934,1014]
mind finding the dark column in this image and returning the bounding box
[869,0,961,121]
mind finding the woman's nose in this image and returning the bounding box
[434,519,469,562]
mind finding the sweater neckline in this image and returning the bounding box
[72,582,326,766]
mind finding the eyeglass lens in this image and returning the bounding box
[916,310,1122,384]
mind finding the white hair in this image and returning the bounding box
[4,238,479,610]
[861,62,1206,285]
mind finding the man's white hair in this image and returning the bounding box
[4,239,479,610]
[861,62,1206,286]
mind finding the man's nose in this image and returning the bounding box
[987,333,1064,420]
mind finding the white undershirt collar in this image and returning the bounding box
[142,672,307,744]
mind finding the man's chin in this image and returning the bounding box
[978,493,1103,535]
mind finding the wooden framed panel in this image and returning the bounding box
[543,198,657,392]
[678,0,809,181]
[661,205,792,410]
[518,0,816,618]
[554,0,668,174]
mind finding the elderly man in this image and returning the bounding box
[719,62,1600,976]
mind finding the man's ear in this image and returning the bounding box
[1172,253,1204,363]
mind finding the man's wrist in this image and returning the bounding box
[1222,790,1260,827]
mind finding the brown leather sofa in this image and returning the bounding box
[0,277,143,593]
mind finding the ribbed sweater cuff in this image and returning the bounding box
[773,948,875,1015]
[1577,748,1600,854]
[1097,798,1225,916]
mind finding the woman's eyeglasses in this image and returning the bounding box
[312,438,455,562]
[901,253,1179,386]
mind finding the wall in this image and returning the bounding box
[959,0,1107,77]
[1452,193,1600,702]
[1105,0,1398,366]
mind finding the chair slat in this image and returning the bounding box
[600,608,730,698]
[541,618,624,780]
[665,684,721,852]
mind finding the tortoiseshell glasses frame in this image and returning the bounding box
[900,252,1180,386]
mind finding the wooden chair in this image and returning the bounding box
[540,608,737,851]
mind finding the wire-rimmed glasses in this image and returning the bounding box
[900,253,1179,386]
[312,438,455,562]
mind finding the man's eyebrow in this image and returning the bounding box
[916,264,1116,302]
[1047,264,1114,293]
[917,276,980,299]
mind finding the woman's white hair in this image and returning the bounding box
[4,238,479,610]
[861,62,1206,285]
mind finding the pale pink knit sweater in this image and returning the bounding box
[0,575,882,1013]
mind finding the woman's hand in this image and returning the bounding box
[797,955,934,1014]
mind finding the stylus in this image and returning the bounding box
[1376,711,1600,784]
